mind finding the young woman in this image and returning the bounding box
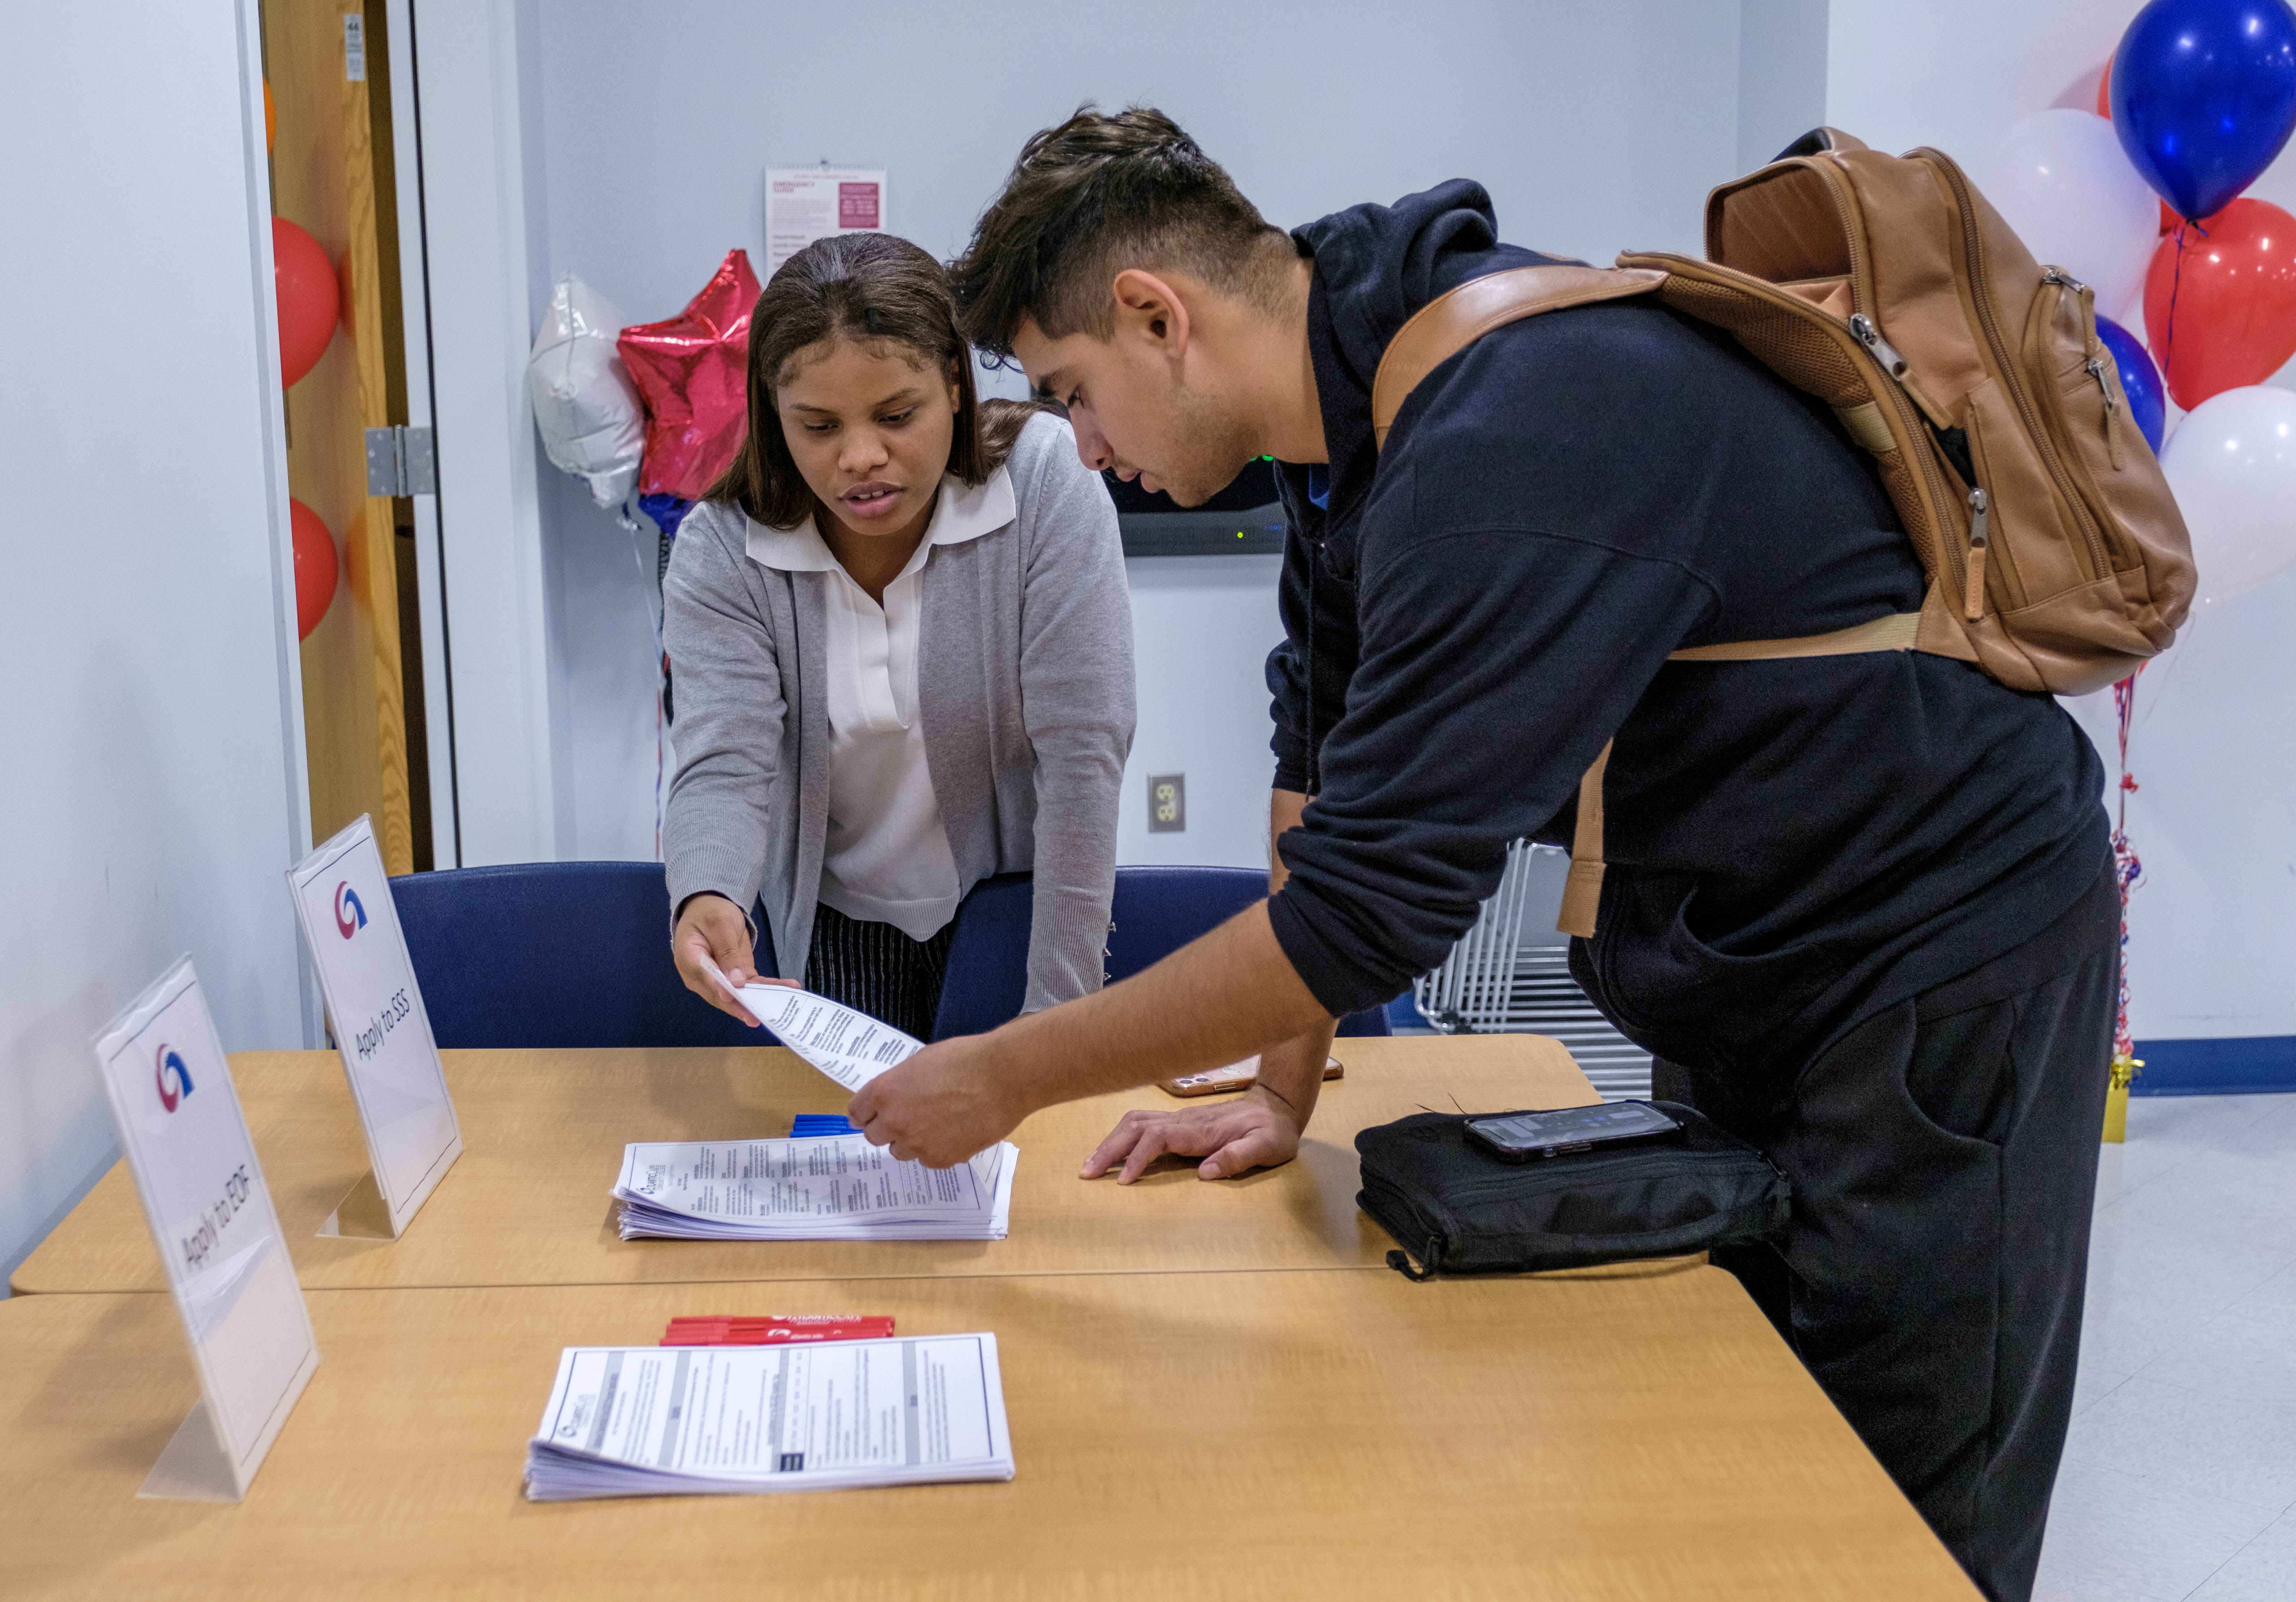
[663,232,1133,1040]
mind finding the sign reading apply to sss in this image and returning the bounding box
[288,815,461,1237]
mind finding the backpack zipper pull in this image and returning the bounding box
[1849,310,1952,428]
[2086,356,2124,469]
[1964,488,1990,621]
[2042,266,2091,294]
[1849,313,1912,382]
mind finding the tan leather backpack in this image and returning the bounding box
[1372,128,2195,938]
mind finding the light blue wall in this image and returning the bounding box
[522,0,1750,868]
[0,4,312,1281]
[1737,0,1830,173]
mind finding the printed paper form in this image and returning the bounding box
[526,1336,1011,1497]
[735,985,922,1093]
[617,1136,1000,1221]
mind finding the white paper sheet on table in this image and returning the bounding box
[612,1134,1016,1241]
[524,1333,1011,1500]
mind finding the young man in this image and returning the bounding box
[848,108,2114,1602]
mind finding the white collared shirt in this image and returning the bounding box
[744,468,1017,941]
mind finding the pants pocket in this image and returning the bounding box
[1900,997,2020,1146]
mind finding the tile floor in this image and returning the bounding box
[2033,1090,2296,1601]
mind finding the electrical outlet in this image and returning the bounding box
[1148,773,1185,833]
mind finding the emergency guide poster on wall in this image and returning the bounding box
[765,167,887,274]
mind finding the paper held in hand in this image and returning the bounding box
[717,978,924,1094]
[286,815,462,1239]
[91,958,319,1502]
[525,1333,1011,1500]
[613,1135,1016,1242]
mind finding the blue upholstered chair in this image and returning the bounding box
[389,862,780,1049]
[931,867,1394,1041]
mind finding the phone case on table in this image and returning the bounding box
[1157,1056,1343,1098]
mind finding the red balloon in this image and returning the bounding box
[2143,199,2296,412]
[291,497,338,640]
[273,217,338,387]
[2096,53,2113,119]
[617,249,762,500]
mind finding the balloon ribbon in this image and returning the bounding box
[2109,667,2146,1094]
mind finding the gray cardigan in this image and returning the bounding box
[662,413,1135,1012]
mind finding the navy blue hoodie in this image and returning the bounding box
[1262,182,2109,1073]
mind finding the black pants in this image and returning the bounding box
[1653,865,2116,1602]
[803,902,956,1042]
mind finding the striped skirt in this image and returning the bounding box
[803,902,956,1042]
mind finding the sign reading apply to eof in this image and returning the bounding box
[288,815,462,1238]
[93,958,318,1498]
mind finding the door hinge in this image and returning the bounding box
[364,425,437,496]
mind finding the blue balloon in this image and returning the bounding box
[2111,0,2296,220]
[2095,316,2168,455]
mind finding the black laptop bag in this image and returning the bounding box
[1354,1103,1791,1279]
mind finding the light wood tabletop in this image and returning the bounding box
[12,1034,1595,1295]
[0,1269,1976,1601]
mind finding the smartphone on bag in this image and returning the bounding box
[1464,1102,1684,1162]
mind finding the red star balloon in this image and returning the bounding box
[617,249,762,499]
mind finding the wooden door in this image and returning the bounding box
[263,0,431,873]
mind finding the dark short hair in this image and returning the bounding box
[709,231,1037,528]
[949,105,1292,359]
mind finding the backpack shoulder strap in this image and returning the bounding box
[1556,611,1924,938]
[1371,265,1664,449]
[1365,260,1919,942]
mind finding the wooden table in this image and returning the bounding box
[12,1036,1594,1295]
[0,1270,1977,1600]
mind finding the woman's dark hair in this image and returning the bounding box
[707,232,1038,527]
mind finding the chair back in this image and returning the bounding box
[389,862,779,1049]
[931,867,1391,1041]
[930,874,1035,1040]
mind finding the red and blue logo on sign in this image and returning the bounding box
[334,881,368,940]
[155,1045,194,1112]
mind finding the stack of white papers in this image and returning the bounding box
[524,1334,1014,1500]
[614,1134,1017,1241]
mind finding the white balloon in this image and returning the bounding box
[527,273,644,508]
[2158,385,2296,611]
[1977,109,2160,320]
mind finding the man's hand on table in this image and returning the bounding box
[1081,1022,1337,1183]
[1080,1085,1305,1184]
[847,900,1337,1173]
